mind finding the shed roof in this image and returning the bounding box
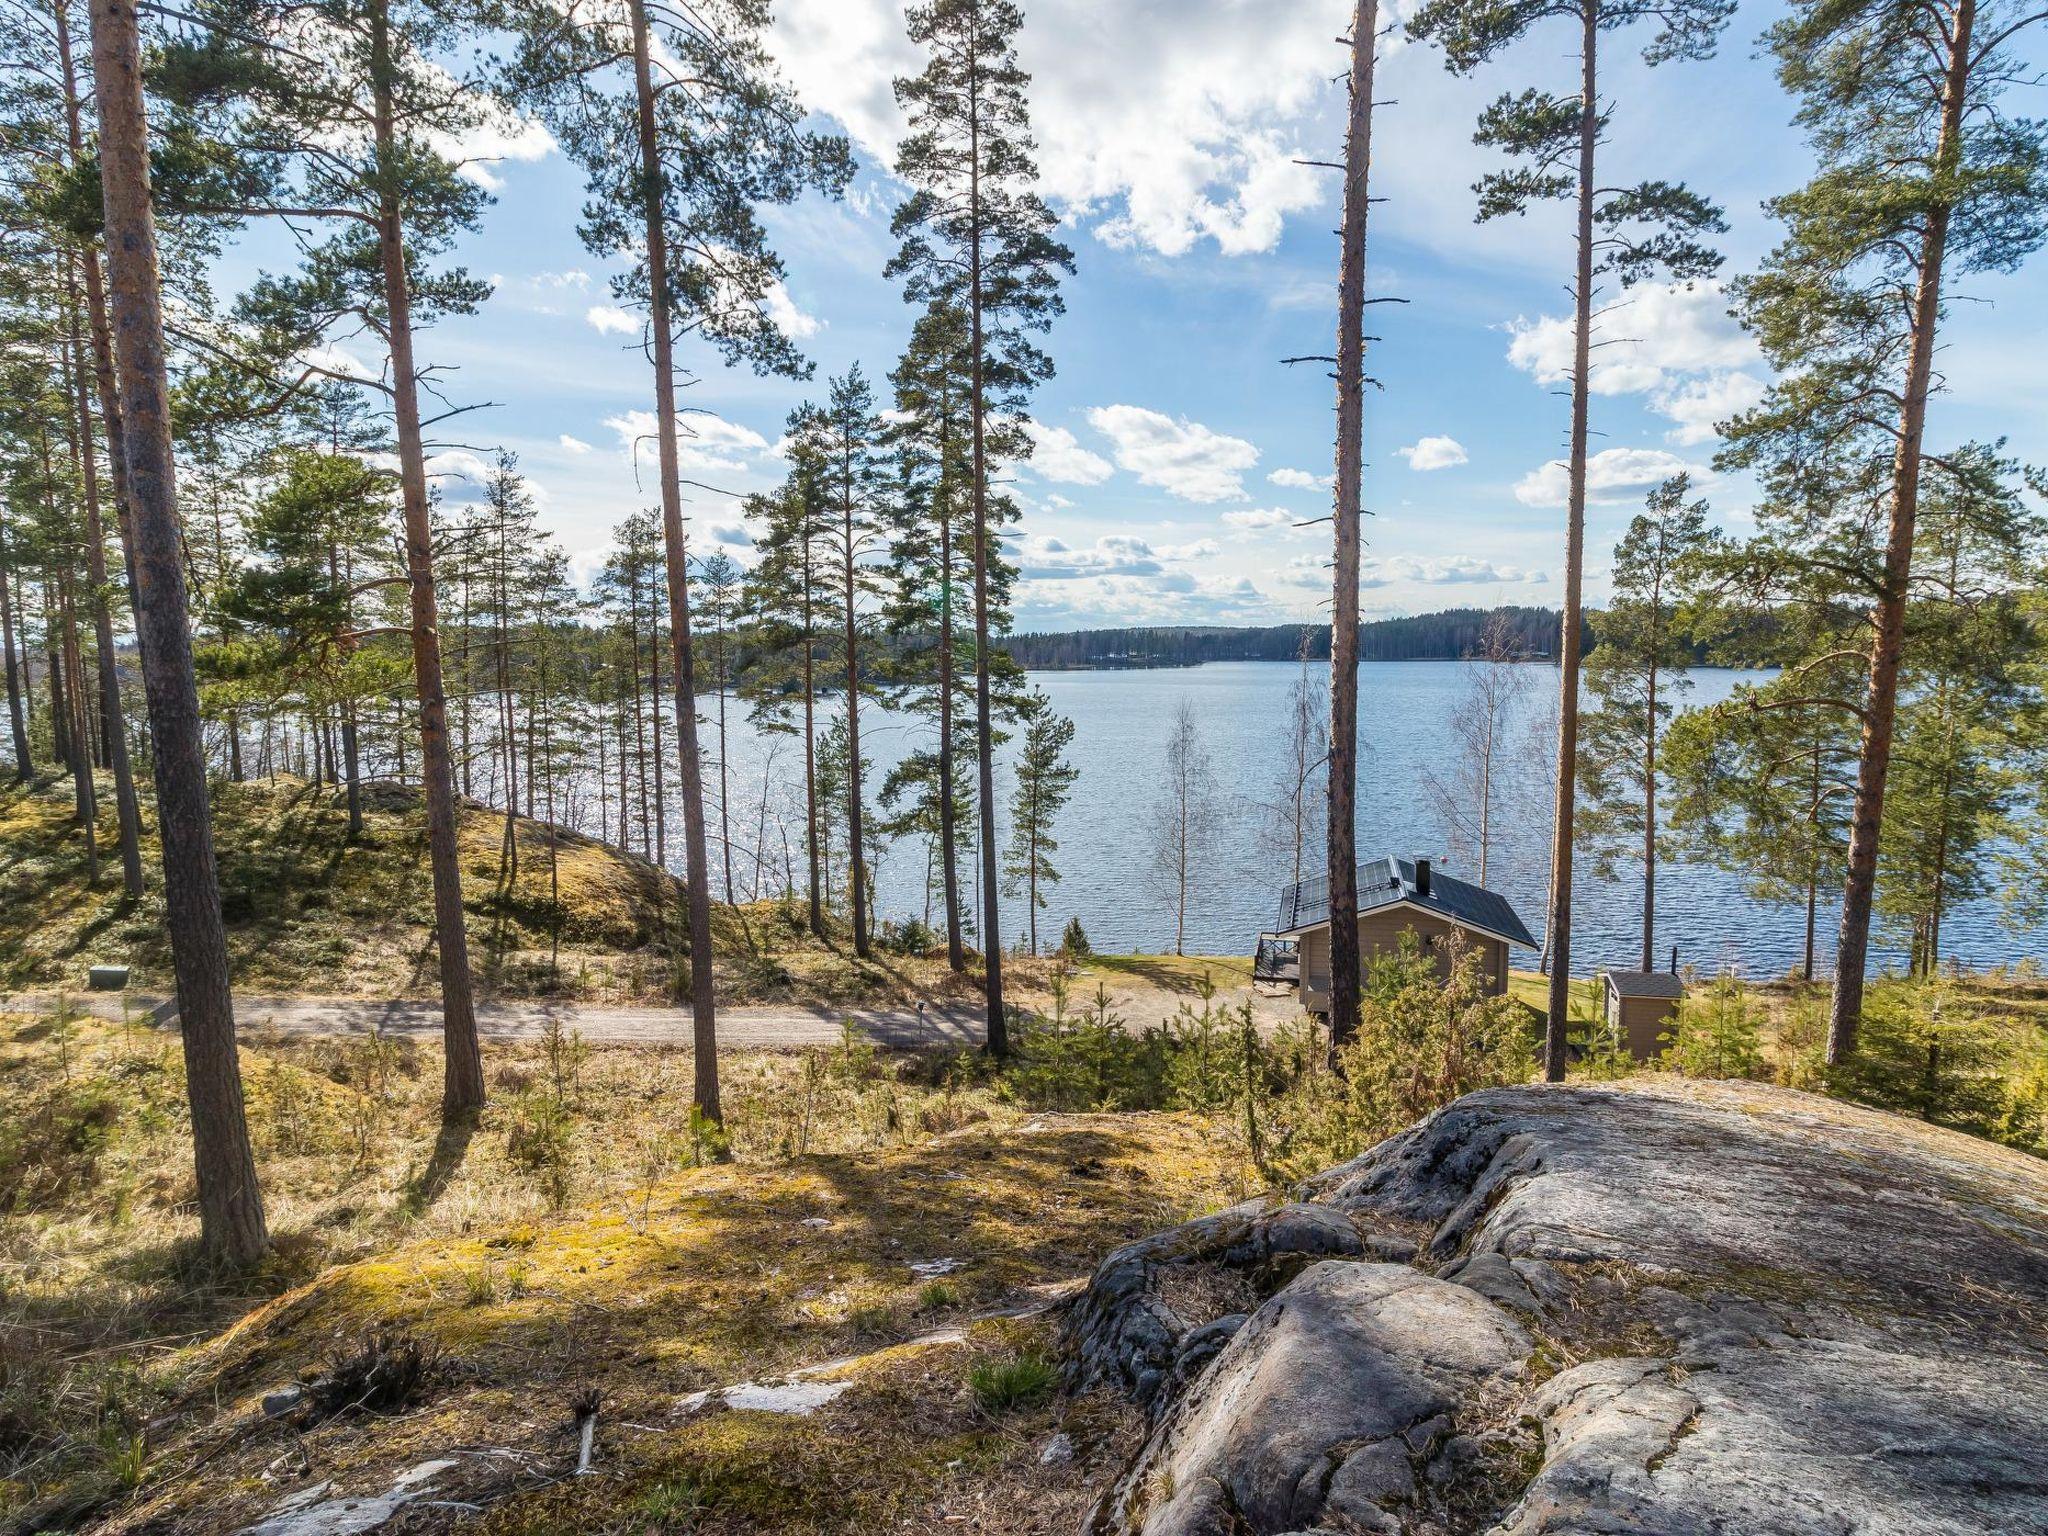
[1274,856,1537,949]
[1603,970,1686,1000]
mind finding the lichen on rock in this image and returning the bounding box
[1068,1079,2048,1535]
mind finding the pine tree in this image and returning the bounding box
[690,550,744,905]
[220,448,400,840]
[817,367,887,957]
[504,0,848,1126]
[1002,689,1077,955]
[890,0,1073,1055]
[1408,0,1730,1079]
[1579,475,1713,970]
[1326,0,1380,1051]
[82,0,267,1263]
[1875,456,2041,974]
[745,425,835,937]
[1721,0,2048,1059]
[161,0,517,1116]
[885,302,983,972]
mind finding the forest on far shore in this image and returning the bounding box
[1000,604,1753,670]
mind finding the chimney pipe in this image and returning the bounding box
[1414,857,1432,898]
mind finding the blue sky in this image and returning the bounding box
[240,0,2048,631]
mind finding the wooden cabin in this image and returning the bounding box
[1268,855,1537,1015]
[1600,970,1687,1060]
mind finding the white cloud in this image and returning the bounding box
[1023,421,1114,485]
[1086,405,1259,503]
[604,409,770,475]
[436,97,556,191]
[1222,507,1294,531]
[587,305,640,337]
[1018,532,1163,580]
[299,340,378,388]
[558,435,592,455]
[1268,467,1331,492]
[425,449,493,484]
[1158,538,1221,561]
[1280,552,1327,588]
[762,277,822,340]
[1505,283,1766,446]
[706,521,753,547]
[533,269,590,290]
[769,0,1342,257]
[1395,435,1468,472]
[1513,447,1702,509]
[1361,555,1544,587]
[1654,371,1767,447]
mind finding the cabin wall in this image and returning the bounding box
[1298,908,1509,1013]
[1607,993,1680,1061]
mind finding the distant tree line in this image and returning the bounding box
[1002,608,1570,670]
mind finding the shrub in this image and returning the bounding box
[0,1081,121,1211]
[1827,981,2008,1134]
[1660,975,1767,1081]
[1341,934,1533,1130]
[1059,917,1090,961]
[968,1351,1056,1414]
[1263,934,1534,1182]
[305,1332,443,1421]
[1004,976,1168,1112]
[883,917,938,956]
[506,1092,577,1207]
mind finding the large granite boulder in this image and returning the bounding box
[1068,1079,2048,1535]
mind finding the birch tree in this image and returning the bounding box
[1150,700,1216,958]
[1422,609,1532,888]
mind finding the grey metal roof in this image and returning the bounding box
[1603,970,1686,1000]
[1275,856,1537,949]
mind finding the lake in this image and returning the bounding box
[682,660,2040,978]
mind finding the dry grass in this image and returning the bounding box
[0,774,1056,1009]
[0,1013,1253,1532]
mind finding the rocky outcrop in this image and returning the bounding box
[1068,1079,2048,1535]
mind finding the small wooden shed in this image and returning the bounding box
[1601,970,1686,1060]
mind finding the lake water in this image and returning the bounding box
[684,660,2041,978]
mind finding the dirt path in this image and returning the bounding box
[7,972,1301,1049]
[9,991,989,1049]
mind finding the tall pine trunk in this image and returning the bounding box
[1640,658,1656,971]
[628,0,721,1124]
[842,494,870,958]
[1,513,31,781]
[1326,0,1376,1049]
[369,0,484,1117]
[715,629,735,904]
[1827,0,1972,1060]
[802,581,822,938]
[87,0,266,1264]
[58,576,100,878]
[938,479,964,971]
[1541,0,1599,1082]
[66,276,144,896]
[965,57,1007,1054]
